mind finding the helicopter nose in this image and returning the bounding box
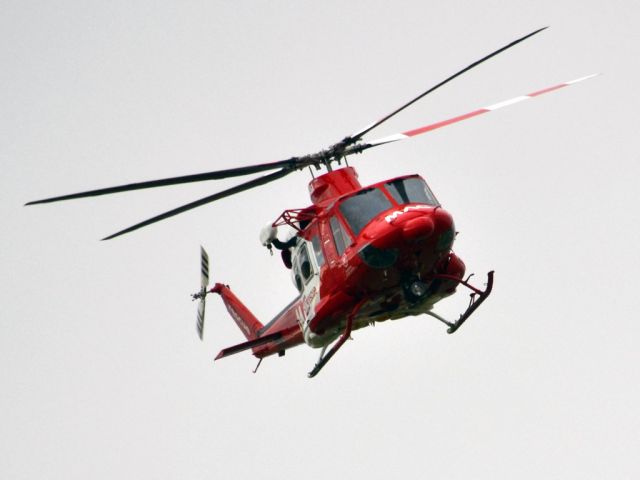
[401,215,434,242]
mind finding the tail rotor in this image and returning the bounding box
[192,246,210,340]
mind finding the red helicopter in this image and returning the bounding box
[26,28,596,377]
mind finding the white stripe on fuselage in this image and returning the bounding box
[385,204,432,223]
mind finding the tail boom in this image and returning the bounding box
[211,283,264,341]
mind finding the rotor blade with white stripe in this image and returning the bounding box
[362,74,599,149]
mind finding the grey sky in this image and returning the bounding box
[2,1,639,479]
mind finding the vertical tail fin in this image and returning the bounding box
[193,246,264,341]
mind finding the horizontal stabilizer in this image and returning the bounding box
[214,331,284,360]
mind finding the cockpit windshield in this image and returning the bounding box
[339,188,392,235]
[385,177,438,206]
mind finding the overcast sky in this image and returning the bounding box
[2,1,639,479]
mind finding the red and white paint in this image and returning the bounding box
[370,74,599,147]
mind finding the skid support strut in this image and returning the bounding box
[308,299,366,378]
[426,271,494,334]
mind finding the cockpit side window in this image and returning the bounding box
[385,177,438,206]
[311,235,325,267]
[330,216,351,257]
[338,188,392,235]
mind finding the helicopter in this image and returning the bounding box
[26,27,596,377]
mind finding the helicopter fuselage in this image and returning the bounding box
[251,166,467,356]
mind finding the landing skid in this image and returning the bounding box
[426,271,494,333]
[308,299,366,378]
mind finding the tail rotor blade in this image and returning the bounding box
[200,246,210,289]
[196,246,210,340]
[197,297,206,340]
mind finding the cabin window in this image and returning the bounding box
[339,188,392,235]
[330,216,351,257]
[293,244,314,291]
[311,235,325,267]
[385,177,438,206]
[299,244,313,283]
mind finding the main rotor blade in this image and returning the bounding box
[349,27,548,143]
[25,158,299,206]
[352,74,598,152]
[102,168,294,240]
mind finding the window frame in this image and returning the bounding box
[329,215,352,257]
[338,187,393,236]
[310,234,325,267]
[384,176,439,206]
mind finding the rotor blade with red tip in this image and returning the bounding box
[358,74,599,150]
